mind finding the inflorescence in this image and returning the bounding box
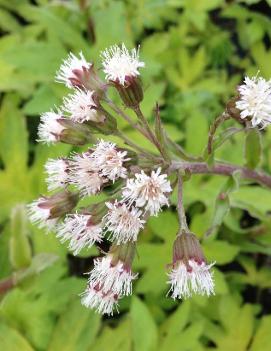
[28,43,271,315]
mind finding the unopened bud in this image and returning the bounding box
[28,191,78,230]
[58,118,96,145]
[101,44,145,108]
[38,112,95,145]
[113,77,144,108]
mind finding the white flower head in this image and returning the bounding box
[69,152,106,196]
[101,43,145,85]
[45,158,70,191]
[62,89,104,124]
[56,52,92,88]
[122,168,172,216]
[87,255,137,296]
[57,213,103,255]
[168,259,215,299]
[236,75,271,128]
[92,140,130,182]
[38,111,65,144]
[28,199,58,230]
[103,201,145,244]
[81,285,119,315]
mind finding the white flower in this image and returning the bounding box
[168,260,215,299]
[38,112,64,144]
[57,213,103,255]
[122,168,172,216]
[45,158,69,191]
[103,201,145,244]
[28,199,57,230]
[56,52,92,88]
[101,43,145,85]
[91,140,129,182]
[69,152,106,196]
[87,255,137,296]
[62,89,104,123]
[81,285,119,315]
[236,75,271,127]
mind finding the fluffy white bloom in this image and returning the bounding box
[122,168,172,216]
[236,75,271,127]
[168,260,215,299]
[87,255,137,296]
[81,285,119,315]
[103,201,145,244]
[38,112,64,144]
[101,43,145,85]
[28,199,57,230]
[91,140,129,182]
[57,213,103,255]
[45,158,69,191]
[62,89,104,123]
[69,152,106,196]
[56,52,91,88]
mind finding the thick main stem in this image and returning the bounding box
[171,161,271,188]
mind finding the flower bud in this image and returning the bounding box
[28,191,78,230]
[168,231,215,299]
[57,118,96,145]
[113,77,144,108]
[101,44,145,108]
[38,112,95,145]
[57,212,103,255]
[81,242,137,315]
[56,52,105,95]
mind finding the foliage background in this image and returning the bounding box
[1,0,271,350]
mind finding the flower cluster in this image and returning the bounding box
[29,43,217,316]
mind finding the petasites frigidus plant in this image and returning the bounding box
[28,44,271,315]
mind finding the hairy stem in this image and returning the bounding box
[104,98,150,139]
[171,161,271,188]
[207,112,230,155]
[133,105,168,159]
[177,172,189,231]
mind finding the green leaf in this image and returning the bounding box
[230,186,271,219]
[0,322,34,351]
[131,296,158,351]
[48,299,101,351]
[244,129,262,169]
[251,316,271,351]
[206,174,240,236]
[0,94,28,172]
[185,110,208,155]
[203,240,239,264]
[9,204,31,269]
[216,297,254,351]
[92,318,132,351]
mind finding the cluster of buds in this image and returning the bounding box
[28,42,271,315]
